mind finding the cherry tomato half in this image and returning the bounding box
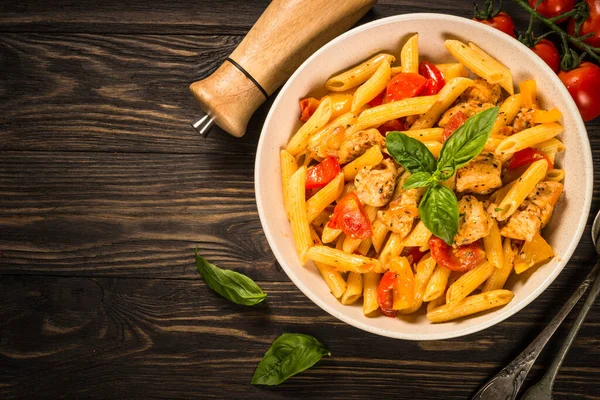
[531,39,560,73]
[568,0,600,48]
[429,237,486,272]
[305,156,340,189]
[559,62,600,121]
[442,111,469,142]
[474,12,516,38]
[328,192,373,239]
[378,271,399,317]
[508,148,554,170]
[385,73,428,103]
[529,0,576,21]
[378,118,405,136]
[418,61,446,95]
[368,91,385,108]
[299,97,320,122]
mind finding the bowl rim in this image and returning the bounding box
[255,13,593,340]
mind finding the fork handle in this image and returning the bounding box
[522,259,600,399]
[472,260,600,400]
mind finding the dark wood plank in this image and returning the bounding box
[0,0,532,35]
[1,150,598,279]
[0,276,598,400]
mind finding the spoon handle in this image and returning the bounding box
[522,259,600,399]
[472,261,600,400]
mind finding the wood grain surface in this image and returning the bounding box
[1,1,599,399]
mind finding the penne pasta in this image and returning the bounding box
[307,112,356,158]
[352,61,391,113]
[378,232,406,271]
[545,168,565,182]
[306,173,345,223]
[435,62,470,80]
[341,272,364,305]
[286,97,333,155]
[400,254,437,314]
[315,261,347,299]
[445,40,505,86]
[423,141,443,159]
[483,220,504,269]
[287,167,312,263]
[468,42,514,95]
[363,272,381,315]
[326,53,396,92]
[427,290,514,323]
[490,94,522,136]
[306,245,379,273]
[401,34,419,73]
[371,218,390,253]
[446,261,495,306]
[280,149,298,219]
[322,224,343,244]
[495,123,563,156]
[483,238,516,292]
[495,159,548,221]
[403,128,444,143]
[423,264,452,302]
[401,220,432,247]
[409,77,474,130]
[342,144,384,181]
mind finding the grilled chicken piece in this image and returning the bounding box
[337,128,385,164]
[438,101,496,127]
[512,107,537,133]
[377,188,423,236]
[355,159,398,207]
[456,152,503,195]
[459,78,503,105]
[454,196,492,246]
[500,181,563,241]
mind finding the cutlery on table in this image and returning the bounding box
[189,0,377,138]
[472,210,600,400]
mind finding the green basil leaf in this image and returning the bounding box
[251,333,330,386]
[419,184,459,245]
[402,171,433,190]
[195,249,267,306]
[437,107,499,176]
[386,131,437,174]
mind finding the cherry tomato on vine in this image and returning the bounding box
[377,271,399,317]
[474,12,517,38]
[528,0,576,21]
[559,62,600,121]
[531,39,561,73]
[567,0,600,48]
[429,237,486,272]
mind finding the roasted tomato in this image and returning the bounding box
[567,0,600,48]
[378,118,405,136]
[529,0,576,21]
[531,39,560,73]
[385,73,428,102]
[299,97,320,122]
[328,192,372,239]
[378,271,399,317]
[508,148,554,170]
[559,62,600,121]
[429,237,486,272]
[475,12,516,38]
[441,111,469,142]
[305,156,340,189]
[419,61,446,95]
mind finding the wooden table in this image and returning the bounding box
[1,1,599,398]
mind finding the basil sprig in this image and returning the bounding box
[251,333,330,386]
[386,107,498,245]
[195,249,267,306]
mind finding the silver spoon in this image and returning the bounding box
[472,210,600,400]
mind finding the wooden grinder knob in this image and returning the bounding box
[189,0,377,137]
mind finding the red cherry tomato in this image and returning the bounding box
[474,12,516,38]
[378,271,399,317]
[408,247,426,264]
[368,91,385,107]
[531,39,560,73]
[442,111,469,142]
[528,0,576,21]
[328,192,373,239]
[378,118,405,136]
[418,62,446,95]
[508,148,554,170]
[568,0,600,48]
[385,73,428,102]
[559,62,600,121]
[429,237,486,272]
[299,97,320,122]
[305,156,340,189]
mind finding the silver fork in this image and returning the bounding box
[472,210,600,400]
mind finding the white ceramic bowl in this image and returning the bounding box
[255,13,593,340]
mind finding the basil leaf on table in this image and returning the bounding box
[419,184,459,245]
[251,333,330,386]
[402,171,434,190]
[386,131,437,174]
[195,249,267,306]
[437,106,499,176]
